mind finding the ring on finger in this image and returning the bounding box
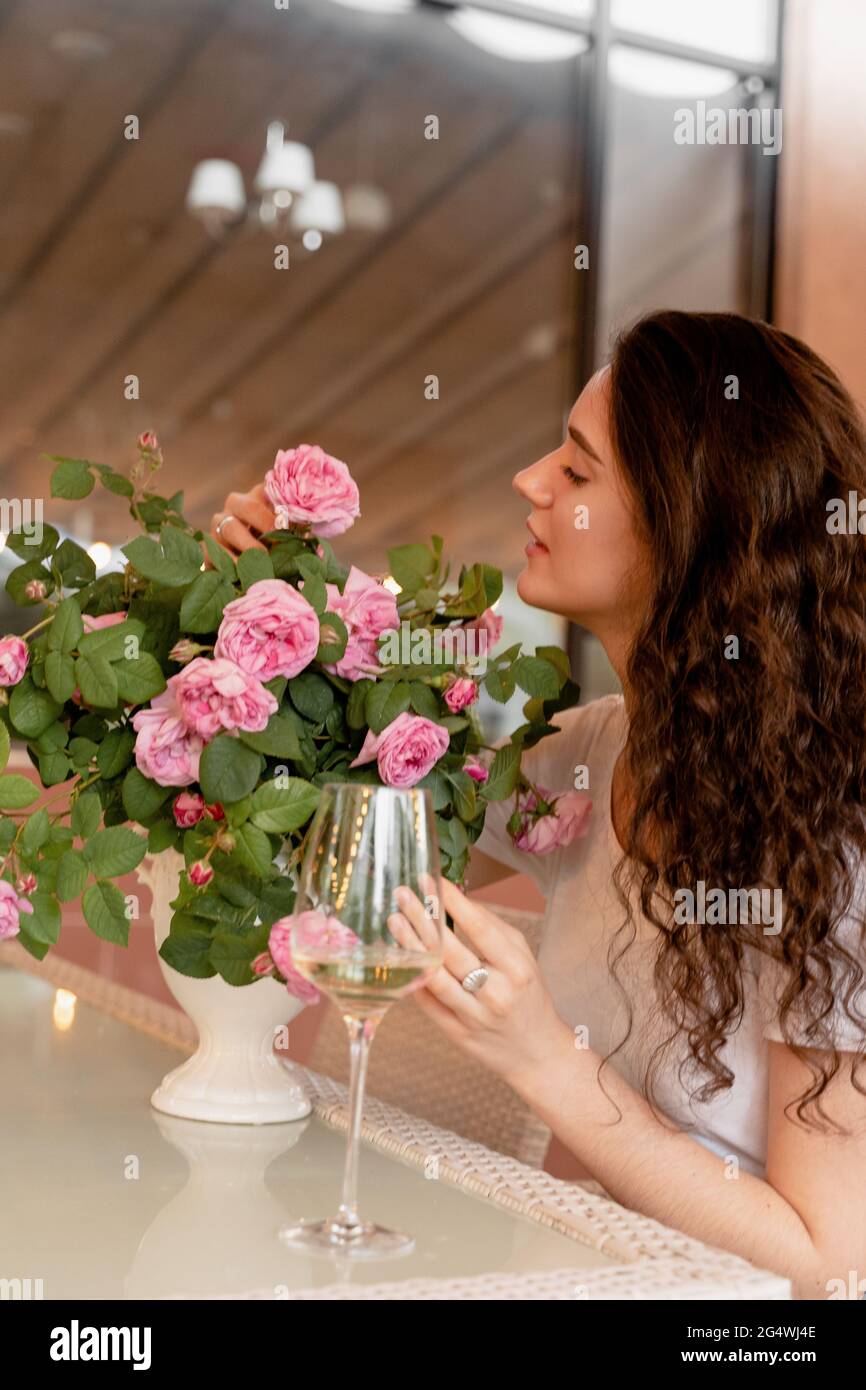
[216,514,237,539]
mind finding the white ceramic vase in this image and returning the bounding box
[138,850,312,1125]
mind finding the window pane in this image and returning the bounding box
[611,0,778,65]
[596,47,754,362]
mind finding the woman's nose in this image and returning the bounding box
[513,458,555,506]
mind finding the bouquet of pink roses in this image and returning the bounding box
[0,437,589,994]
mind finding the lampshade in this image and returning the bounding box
[447,9,589,62]
[185,159,246,216]
[254,133,315,195]
[290,180,346,236]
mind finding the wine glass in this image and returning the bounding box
[278,782,445,1259]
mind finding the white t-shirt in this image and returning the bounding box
[477,694,866,1178]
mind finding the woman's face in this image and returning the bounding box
[513,367,650,652]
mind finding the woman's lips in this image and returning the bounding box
[525,522,548,557]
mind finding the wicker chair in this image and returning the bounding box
[306,905,553,1168]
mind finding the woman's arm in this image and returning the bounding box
[394,880,866,1300]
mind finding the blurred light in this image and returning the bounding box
[291,181,346,236]
[53,988,77,1032]
[382,575,402,595]
[272,188,293,209]
[302,230,324,252]
[343,184,392,233]
[611,0,776,66]
[51,29,113,60]
[0,113,31,137]
[609,45,738,97]
[186,159,246,228]
[87,541,112,571]
[0,533,6,552]
[447,9,589,62]
[329,0,416,11]
[254,122,314,196]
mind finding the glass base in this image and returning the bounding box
[279,1216,415,1260]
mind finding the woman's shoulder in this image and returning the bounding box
[520,692,626,785]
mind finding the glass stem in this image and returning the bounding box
[336,1013,379,1234]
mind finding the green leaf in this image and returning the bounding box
[257,875,297,927]
[0,817,16,852]
[237,712,301,759]
[159,927,216,978]
[179,570,235,634]
[346,678,375,729]
[93,463,134,497]
[121,767,172,823]
[249,777,319,834]
[84,826,147,878]
[0,774,39,809]
[46,597,85,654]
[53,539,96,588]
[20,807,50,855]
[147,818,181,854]
[534,645,570,685]
[15,927,50,961]
[231,822,275,877]
[481,742,522,801]
[35,721,69,753]
[447,769,477,821]
[484,667,515,704]
[210,929,270,986]
[297,557,327,613]
[74,651,118,708]
[409,680,439,719]
[237,548,275,590]
[82,880,130,944]
[38,751,71,785]
[365,679,411,734]
[316,610,348,664]
[198,733,262,805]
[0,722,9,775]
[77,618,145,662]
[6,559,54,606]
[26,891,61,945]
[288,671,334,724]
[49,456,95,500]
[57,849,90,902]
[5,523,60,562]
[96,727,136,779]
[71,790,102,839]
[9,672,62,739]
[44,651,76,703]
[386,542,434,593]
[201,533,238,579]
[512,655,561,700]
[113,651,166,705]
[122,525,203,587]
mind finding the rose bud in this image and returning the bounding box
[214,829,236,854]
[138,430,159,451]
[16,873,37,896]
[251,952,275,977]
[188,860,214,887]
[204,802,225,821]
[444,676,478,713]
[168,639,204,665]
[24,579,47,602]
[173,791,206,828]
[0,635,29,688]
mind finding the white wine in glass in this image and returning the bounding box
[279,782,445,1258]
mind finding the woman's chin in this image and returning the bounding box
[516,566,553,609]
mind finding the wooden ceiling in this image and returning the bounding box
[0,0,749,599]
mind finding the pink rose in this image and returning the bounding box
[461,607,503,652]
[215,579,319,682]
[251,951,276,977]
[513,786,592,855]
[350,711,450,789]
[444,677,478,713]
[205,802,225,821]
[322,566,399,681]
[173,791,205,828]
[264,444,360,539]
[0,879,34,941]
[0,635,29,687]
[464,756,489,784]
[268,919,322,1005]
[81,611,126,634]
[131,695,204,787]
[189,860,214,887]
[168,656,277,740]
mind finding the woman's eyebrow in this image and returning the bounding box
[567,421,604,465]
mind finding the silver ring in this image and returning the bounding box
[216,514,237,539]
[461,966,489,994]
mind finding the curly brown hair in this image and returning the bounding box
[604,309,866,1132]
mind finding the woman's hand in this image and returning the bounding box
[210,484,275,556]
[389,877,571,1088]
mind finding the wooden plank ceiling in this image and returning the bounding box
[0,0,581,590]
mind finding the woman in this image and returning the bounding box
[212,311,866,1299]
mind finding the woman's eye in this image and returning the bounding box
[563,465,588,486]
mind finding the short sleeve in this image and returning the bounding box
[474,702,601,896]
[757,852,866,1051]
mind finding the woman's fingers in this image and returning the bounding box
[439,878,528,972]
[210,487,276,556]
[394,885,481,980]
